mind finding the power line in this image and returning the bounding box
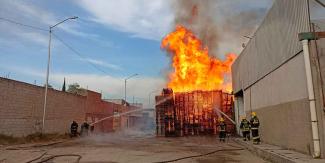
[0,16,111,75]
[52,33,111,75]
[0,17,48,31]
[314,0,325,7]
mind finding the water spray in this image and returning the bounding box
[90,108,153,126]
[215,107,236,125]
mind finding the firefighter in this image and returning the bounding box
[218,117,226,142]
[240,117,250,141]
[70,120,78,137]
[90,125,94,134]
[80,121,90,137]
[250,112,260,144]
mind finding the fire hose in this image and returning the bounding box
[25,152,47,163]
[215,107,236,125]
[6,141,66,150]
[153,146,244,163]
[25,153,82,163]
[35,154,82,163]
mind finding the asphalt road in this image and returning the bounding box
[0,130,268,163]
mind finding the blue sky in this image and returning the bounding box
[0,0,273,107]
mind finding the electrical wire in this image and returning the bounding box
[0,16,111,75]
[52,33,111,75]
[0,17,47,32]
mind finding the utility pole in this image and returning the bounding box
[124,73,138,105]
[42,16,78,134]
[148,90,159,108]
[124,73,138,130]
[124,79,126,104]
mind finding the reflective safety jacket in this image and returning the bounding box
[240,119,250,131]
[250,116,260,130]
[219,122,226,132]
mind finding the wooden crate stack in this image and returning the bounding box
[156,89,234,137]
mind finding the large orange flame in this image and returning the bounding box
[161,25,236,93]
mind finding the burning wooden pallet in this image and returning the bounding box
[155,88,234,137]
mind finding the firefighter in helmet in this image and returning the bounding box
[218,117,226,142]
[240,116,250,141]
[70,120,78,137]
[250,112,260,144]
[80,121,90,137]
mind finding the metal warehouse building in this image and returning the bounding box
[232,0,325,158]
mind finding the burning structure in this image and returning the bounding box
[161,25,236,93]
[156,88,234,137]
[156,18,236,137]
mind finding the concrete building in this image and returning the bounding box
[103,99,130,106]
[103,99,150,130]
[130,102,143,108]
[0,77,86,136]
[232,0,325,158]
[0,77,136,137]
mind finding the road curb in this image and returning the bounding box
[234,138,296,163]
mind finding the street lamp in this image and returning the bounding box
[124,73,138,105]
[148,90,159,107]
[42,16,78,134]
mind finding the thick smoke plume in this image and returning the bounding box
[173,0,219,55]
[171,0,272,57]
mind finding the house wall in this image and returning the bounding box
[231,0,325,157]
[243,53,313,154]
[85,91,114,133]
[310,37,325,158]
[234,96,244,135]
[0,78,86,136]
[0,77,120,137]
[232,0,310,93]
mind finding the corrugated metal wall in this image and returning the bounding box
[232,0,310,93]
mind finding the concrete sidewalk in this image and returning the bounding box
[234,138,325,163]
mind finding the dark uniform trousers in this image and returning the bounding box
[243,130,250,141]
[219,123,226,142]
[250,117,260,144]
[240,120,250,141]
[70,123,78,137]
[251,128,260,143]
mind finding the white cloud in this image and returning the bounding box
[57,74,165,108]
[2,65,165,108]
[79,58,122,70]
[18,32,49,46]
[76,0,174,40]
[1,1,56,25]
[51,74,165,103]
[0,21,49,47]
[0,1,97,39]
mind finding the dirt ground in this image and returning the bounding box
[0,130,268,163]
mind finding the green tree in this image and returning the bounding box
[67,83,87,96]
